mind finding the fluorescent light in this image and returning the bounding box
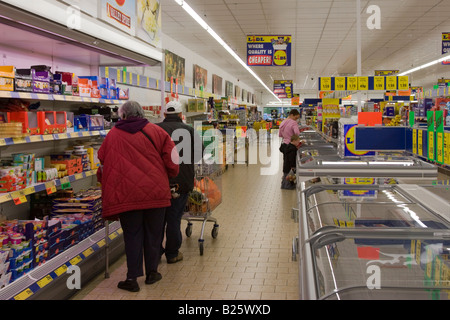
[174,0,281,102]
[398,53,450,76]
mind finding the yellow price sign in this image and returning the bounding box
[412,129,417,154]
[358,77,369,90]
[418,130,423,156]
[29,135,43,143]
[335,77,346,91]
[0,139,6,146]
[45,181,57,195]
[37,275,53,288]
[14,288,33,300]
[445,132,450,165]
[11,191,27,205]
[386,76,397,90]
[373,76,385,90]
[83,247,94,258]
[12,137,26,144]
[428,131,435,161]
[70,255,82,266]
[320,77,332,91]
[117,69,121,82]
[437,132,444,164]
[42,134,53,141]
[109,232,118,240]
[54,264,68,277]
[97,239,106,248]
[398,76,409,90]
[347,77,358,90]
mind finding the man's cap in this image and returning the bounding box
[165,101,183,114]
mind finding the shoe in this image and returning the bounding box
[145,272,162,285]
[117,279,140,292]
[167,252,183,264]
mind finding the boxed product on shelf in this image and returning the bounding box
[88,114,104,131]
[0,165,26,193]
[32,69,51,94]
[55,71,74,95]
[188,99,197,112]
[118,87,129,100]
[78,76,101,98]
[0,123,23,138]
[74,115,88,132]
[37,111,67,134]
[14,69,33,93]
[7,111,40,135]
[51,73,63,95]
[66,112,74,133]
[0,66,15,92]
[72,75,79,96]
[78,78,91,97]
[0,66,15,78]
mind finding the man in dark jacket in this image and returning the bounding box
[157,101,204,263]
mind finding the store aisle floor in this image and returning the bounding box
[72,142,300,300]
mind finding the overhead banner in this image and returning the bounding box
[273,80,293,98]
[247,35,292,67]
[101,0,136,35]
[136,0,161,48]
[374,70,399,76]
[319,76,409,91]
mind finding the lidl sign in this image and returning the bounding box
[247,35,291,67]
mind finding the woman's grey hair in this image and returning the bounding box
[119,101,145,119]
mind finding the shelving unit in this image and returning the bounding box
[0,1,163,299]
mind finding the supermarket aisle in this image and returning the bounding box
[72,140,300,300]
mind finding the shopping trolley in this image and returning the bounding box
[183,159,222,255]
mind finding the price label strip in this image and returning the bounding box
[10,225,123,300]
[45,181,57,195]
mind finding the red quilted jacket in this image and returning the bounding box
[98,119,179,220]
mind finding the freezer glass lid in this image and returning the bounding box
[304,185,450,235]
[313,236,450,300]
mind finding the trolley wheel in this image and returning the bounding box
[199,240,204,256]
[185,223,193,237]
[211,224,219,239]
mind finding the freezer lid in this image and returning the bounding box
[297,156,437,179]
[303,183,450,237]
[310,232,450,300]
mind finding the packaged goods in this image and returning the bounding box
[0,66,15,92]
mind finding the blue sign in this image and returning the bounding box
[247,35,291,67]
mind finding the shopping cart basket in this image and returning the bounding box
[183,160,222,255]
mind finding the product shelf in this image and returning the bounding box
[0,130,109,147]
[0,91,122,105]
[0,169,98,205]
[0,221,123,301]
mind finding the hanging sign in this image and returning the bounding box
[273,80,293,98]
[374,70,399,76]
[373,76,385,90]
[247,35,292,66]
[398,76,409,90]
[358,77,369,90]
[347,77,358,90]
[335,77,346,91]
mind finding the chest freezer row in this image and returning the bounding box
[296,179,450,300]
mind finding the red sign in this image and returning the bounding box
[107,3,131,28]
[248,55,272,66]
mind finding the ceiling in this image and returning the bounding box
[161,0,450,102]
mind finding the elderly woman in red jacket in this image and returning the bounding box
[98,101,179,292]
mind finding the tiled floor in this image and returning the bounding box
[72,141,300,300]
